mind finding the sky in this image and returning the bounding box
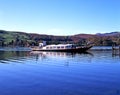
[0,0,120,35]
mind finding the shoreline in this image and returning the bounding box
[0,46,114,51]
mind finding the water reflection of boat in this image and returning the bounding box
[30,51,71,57]
[30,51,93,58]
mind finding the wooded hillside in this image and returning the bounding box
[0,30,120,46]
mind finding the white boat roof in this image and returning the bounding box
[45,44,73,47]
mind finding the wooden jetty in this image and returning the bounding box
[112,44,120,56]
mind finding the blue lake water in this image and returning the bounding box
[0,50,120,95]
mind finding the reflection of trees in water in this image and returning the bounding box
[0,51,30,63]
[76,52,94,64]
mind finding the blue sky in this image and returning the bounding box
[0,0,119,35]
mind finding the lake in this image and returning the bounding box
[0,50,120,95]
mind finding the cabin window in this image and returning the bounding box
[50,47,52,49]
[66,46,71,48]
[46,47,49,49]
[53,46,56,49]
[61,46,64,49]
[57,46,60,49]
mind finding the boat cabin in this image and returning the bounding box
[41,44,76,50]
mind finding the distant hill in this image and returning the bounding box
[96,32,120,36]
[0,30,120,46]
